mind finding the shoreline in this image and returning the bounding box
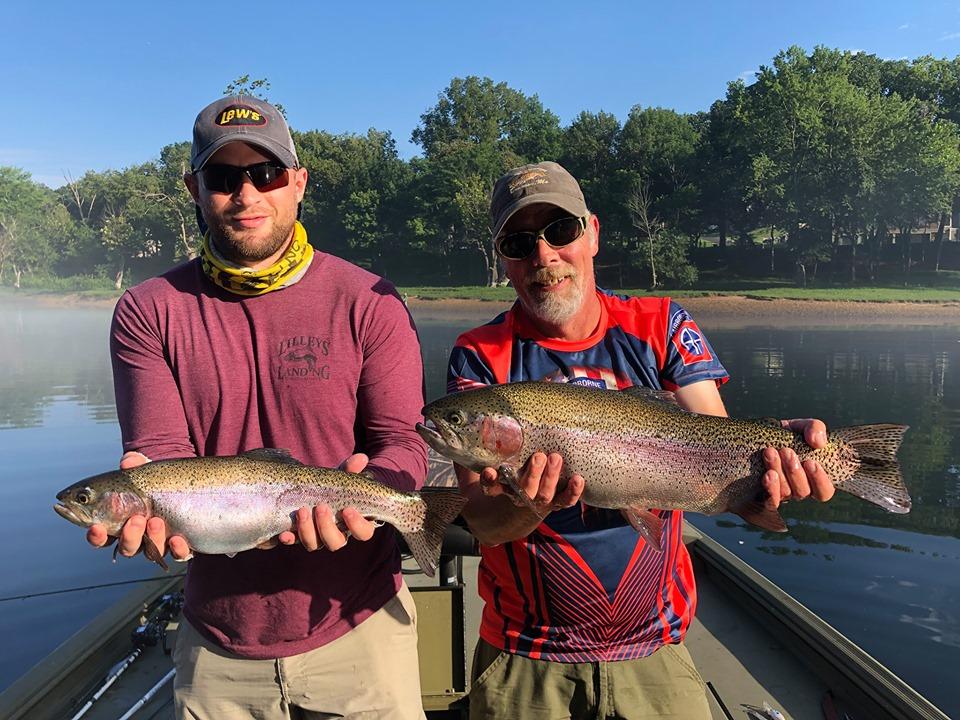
[407,295,960,327]
[7,292,960,327]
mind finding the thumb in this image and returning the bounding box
[120,451,151,470]
[340,453,369,474]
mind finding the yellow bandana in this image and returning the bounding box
[201,221,314,296]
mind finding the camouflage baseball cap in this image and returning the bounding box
[490,161,588,239]
[190,95,299,171]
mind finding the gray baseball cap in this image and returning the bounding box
[190,95,299,171]
[490,161,588,239]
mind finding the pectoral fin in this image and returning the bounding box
[141,536,169,571]
[733,501,788,533]
[622,507,664,551]
[498,464,545,520]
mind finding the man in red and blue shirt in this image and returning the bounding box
[449,162,836,719]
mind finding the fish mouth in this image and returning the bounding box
[416,421,459,453]
[53,502,87,526]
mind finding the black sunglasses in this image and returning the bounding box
[201,161,291,194]
[496,216,587,260]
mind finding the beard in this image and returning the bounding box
[207,211,296,265]
[521,265,585,326]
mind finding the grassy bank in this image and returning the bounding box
[399,285,960,303]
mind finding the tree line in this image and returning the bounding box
[3,46,960,291]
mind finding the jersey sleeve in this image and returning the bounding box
[355,285,428,492]
[660,301,729,389]
[110,290,196,461]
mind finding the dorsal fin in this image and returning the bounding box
[241,448,303,465]
[752,417,784,428]
[620,386,680,406]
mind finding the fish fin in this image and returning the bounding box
[733,501,788,533]
[141,536,169,572]
[753,417,783,428]
[241,448,303,465]
[833,424,911,513]
[225,552,238,558]
[622,507,664,551]
[498,464,545,520]
[360,470,377,481]
[401,489,467,578]
[620,386,679,406]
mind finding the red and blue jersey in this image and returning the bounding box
[447,290,728,662]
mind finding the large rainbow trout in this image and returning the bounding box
[54,448,466,577]
[416,382,910,550]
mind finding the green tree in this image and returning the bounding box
[411,76,562,285]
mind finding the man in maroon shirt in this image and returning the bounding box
[85,95,429,719]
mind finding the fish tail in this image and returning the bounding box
[401,489,467,578]
[832,424,911,513]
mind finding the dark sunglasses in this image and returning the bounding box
[201,162,291,194]
[496,216,587,260]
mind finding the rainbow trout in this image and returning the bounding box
[416,382,910,550]
[54,448,466,577]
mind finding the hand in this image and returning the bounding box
[86,451,193,563]
[762,419,835,508]
[479,451,585,513]
[273,452,378,552]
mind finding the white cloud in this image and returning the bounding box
[898,23,910,30]
[940,31,960,40]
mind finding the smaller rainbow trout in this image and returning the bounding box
[54,448,466,577]
[416,382,910,550]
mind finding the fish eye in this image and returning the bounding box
[75,489,91,505]
[446,410,467,426]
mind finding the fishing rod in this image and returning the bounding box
[68,592,183,720]
[0,573,187,603]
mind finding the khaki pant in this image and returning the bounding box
[469,639,711,720]
[173,584,426,720]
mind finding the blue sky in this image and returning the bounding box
[5,0,960,188]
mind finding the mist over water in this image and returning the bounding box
[2,300,958,716]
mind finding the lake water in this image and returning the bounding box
[1,299,959,717]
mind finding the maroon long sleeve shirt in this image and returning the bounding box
[110,252,427,659]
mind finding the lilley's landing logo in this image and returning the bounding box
[216,104,267,127]
[276,336,331,380]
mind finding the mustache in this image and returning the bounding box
[529,266,577,285]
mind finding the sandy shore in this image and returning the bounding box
[407,295,960,327]
[9,292,960,328]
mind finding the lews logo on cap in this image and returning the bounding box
[216,104,267,127]
[508,168,549,195]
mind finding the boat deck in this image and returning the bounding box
[1,526,946,720]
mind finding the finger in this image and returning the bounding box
[168,535,192,560]
[534,453,563,506]
[802,459,835,501]
[119,514,147,557]
[778,447,811,500]
[341,507,376,542]
[553,474,585,509]
[296,506,321,552]
[479,467,506,497]
[781,418,828,449]
[763,447,791,503]
[275,530,297,546]
[762,470,783,509]
[86,524,111,548]
[119,451,150,470]
[340,453,369,474]
[519,452,547,501]
[315,505,349,551]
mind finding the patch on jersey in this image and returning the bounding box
[568,377,606,390]
[668,307,692,338]
[672,321,713,365]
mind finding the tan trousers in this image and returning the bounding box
[469,639,711,720]
[173,584,426,720]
